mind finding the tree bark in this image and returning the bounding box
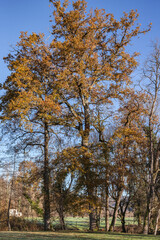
[95,207,101,230]
[58,203,66,230]
[43,122,50,231]
[143,127,158,234]
[109,189,123,232]
[7,156,16,231]
[57,194,66,230]
[82,102,97,231]
[105,172,110,231]
[105,192,110,231]
[119,199,130,233]
[143,207,149,234]
[102,143,110,232]
[154,208,160,236]
[7,197,11,231]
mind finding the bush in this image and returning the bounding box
[9,217,44,231]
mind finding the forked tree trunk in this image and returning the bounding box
[43,122,50,231]
[120,197,130,233]
[109,189,123,232]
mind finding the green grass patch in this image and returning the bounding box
[26,216,136,231]
[0,231,159,240]
[53,216,136,230]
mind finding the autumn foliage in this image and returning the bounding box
[0,0,159,236]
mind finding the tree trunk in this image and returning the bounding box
[59,212,65,230]
[89,203,97,231]
[109,189,123,232]
[137,201,142,227]
[105,193,110,231]
[143,130,155,234]
[7,197,11,231]
[102,145,110,232]
[58,207,65,230]
[121,215,126,233]
[43,122,50,231]
[154,208,160,236]
[143,208,148,234]
[95,207,101,230]
[57,196,66,230]
[105,173,109,231]
[82,102,97,231]
[7,156,16,231]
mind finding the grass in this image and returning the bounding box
[29,216,136,230]
[0,231,159,240]
[52,216,136,230]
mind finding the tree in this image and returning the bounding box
[141,42,160,235]
[1,32,62,230]
[104,88,149,232]
[1,0,151,232]
[18,160,43,218]
[49,0,150,230]
[51,150,77,230]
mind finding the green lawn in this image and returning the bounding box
[0,231,159,240]
[52,216,136,230]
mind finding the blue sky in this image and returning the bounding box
[0,0,160,84]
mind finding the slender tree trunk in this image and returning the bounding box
[95,207,101,230]
[43,122,50,231]
[138,215,141,227]
[7,197,11,231]
[143,207,149,234]
[154,208,160,236]
[7,156,16,231]
[143,128,154,234]
[105,172,110,231]
[137,201,142,227]
[105,193,110,231]
[109,189,123,232]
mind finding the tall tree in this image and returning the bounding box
[109,90,148,232]
[1,32,62,230]
[142,42,160,235]
[49,0,150,230]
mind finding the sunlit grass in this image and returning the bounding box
[52,216,136,230]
